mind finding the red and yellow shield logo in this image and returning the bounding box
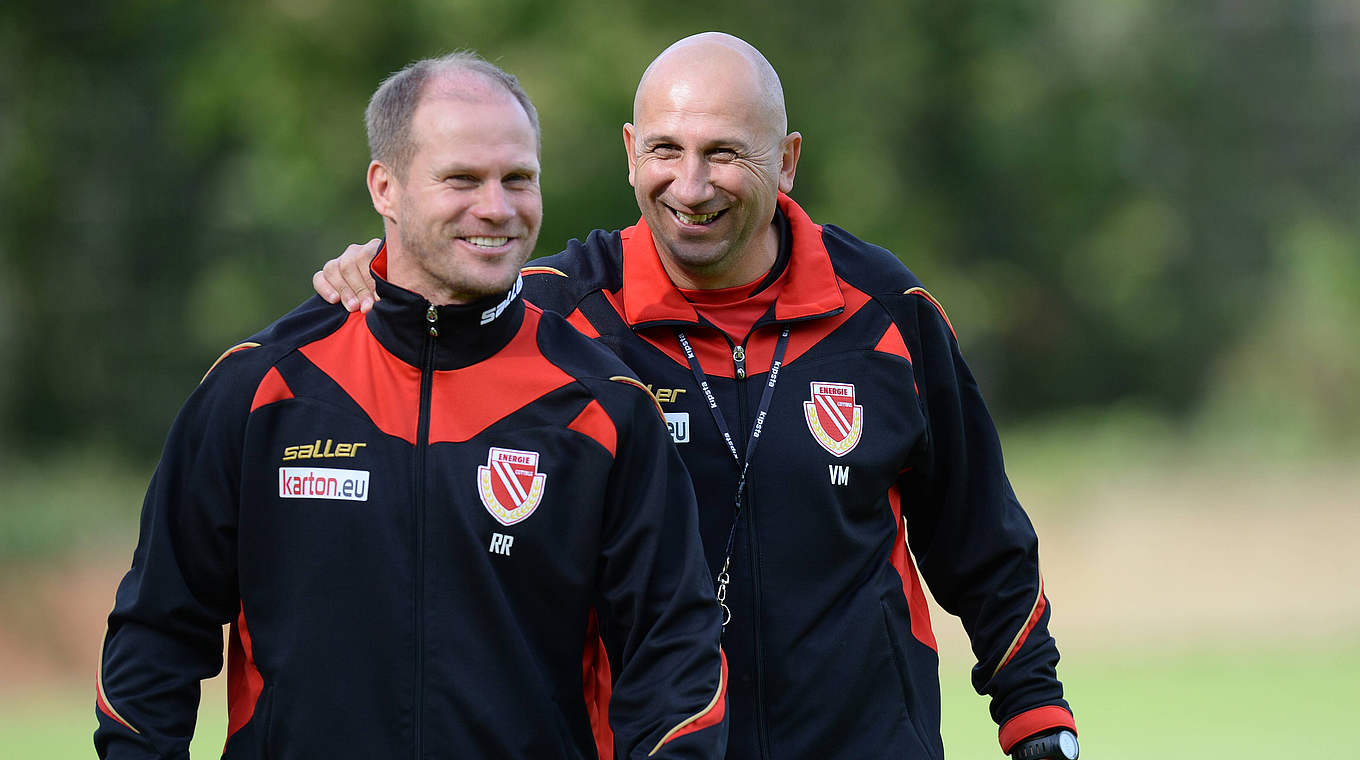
[478,447,547,525]
[803,382,863,457]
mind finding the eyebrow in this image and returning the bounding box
[435,162,540,177]
[643,133,751,152]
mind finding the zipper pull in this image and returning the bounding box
[733,345,746,379]
[426,304,439,337]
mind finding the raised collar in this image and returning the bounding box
[365,245,526,370]
[618,193,846,329]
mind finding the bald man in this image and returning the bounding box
[97,52,728,760]
[316,34,1079,760]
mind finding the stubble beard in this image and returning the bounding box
[397,213,531,304]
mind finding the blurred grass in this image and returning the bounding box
[4,685,225,758]
[938,639,1360,758]
[6,641,1358,757]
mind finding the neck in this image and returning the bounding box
[658,220,780,290]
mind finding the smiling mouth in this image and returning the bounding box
[670,207,724,226]
[461,236,512,248]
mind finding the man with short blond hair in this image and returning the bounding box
[96,52,728,759]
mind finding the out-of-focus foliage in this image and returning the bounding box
[1,0,1356,460]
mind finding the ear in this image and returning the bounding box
[367,161,399,222]
[622,123,638,187]
[777,132,802,194]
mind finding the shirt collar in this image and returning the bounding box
[619,193,845,328]
[365,244,526,370]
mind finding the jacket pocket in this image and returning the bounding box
[880,600,940,760]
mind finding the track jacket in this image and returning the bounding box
[96,249,728,759]
[521,194,1076,758]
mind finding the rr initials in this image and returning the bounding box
[828,464,850,486]
[489,532,514,556]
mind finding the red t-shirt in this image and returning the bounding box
[678,275,784,344]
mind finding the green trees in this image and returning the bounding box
[2,0,1355,460]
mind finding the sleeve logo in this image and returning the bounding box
[477,447,547,525]
[803,381,863,457]
[279,467,370,501]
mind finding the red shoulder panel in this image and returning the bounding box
[427,307,574,444]
[300,313,421,444]
[872,322,912,363]
[250,367,294,412]
[565,308,601,339]
[567,400,617,458]
[873,323,918,396]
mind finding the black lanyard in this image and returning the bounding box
[675,327,791,629]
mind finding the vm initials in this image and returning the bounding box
[828,464,850,486]
[489,532,514,556]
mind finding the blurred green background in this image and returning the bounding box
[1,0,1357,757]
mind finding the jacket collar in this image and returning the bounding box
[619,193,845,329]
[366,244,526,370]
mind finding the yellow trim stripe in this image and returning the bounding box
[904,287,957,339]
[648,662,726,756]
[201,342,261,383]
[96,625,141,735]
[521,265,567,277]
[992,571,1044,679]
[610,375,665,420]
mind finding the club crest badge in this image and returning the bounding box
[477,447,547,525]
[803,382,863,457]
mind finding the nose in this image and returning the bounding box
[472,182,514,224]
[669,153,715,208]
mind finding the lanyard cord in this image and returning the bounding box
[675,327,791,630]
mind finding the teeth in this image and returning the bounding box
[464,236,510,248]
[675,210,719,225]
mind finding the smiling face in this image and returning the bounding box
[368,77,542,305]
[624,35,801,290]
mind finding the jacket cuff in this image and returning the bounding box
[998,705,1077,753]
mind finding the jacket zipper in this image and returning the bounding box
[729,336,772,760]
[413,303,438,758]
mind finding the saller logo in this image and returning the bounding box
[480,275,522,325]
[804,381,864,457]
[477,446,547,525]
[279,467,370,501]
[282,439,366,461]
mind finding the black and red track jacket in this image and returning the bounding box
[95,250,728,759]
[521,194,1076,758]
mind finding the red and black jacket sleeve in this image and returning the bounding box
[581,371,728,759]
[884,288,1076,753]
[95,344,270,759]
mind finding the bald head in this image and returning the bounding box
[623,33,802,290]
[634,32,787,141]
